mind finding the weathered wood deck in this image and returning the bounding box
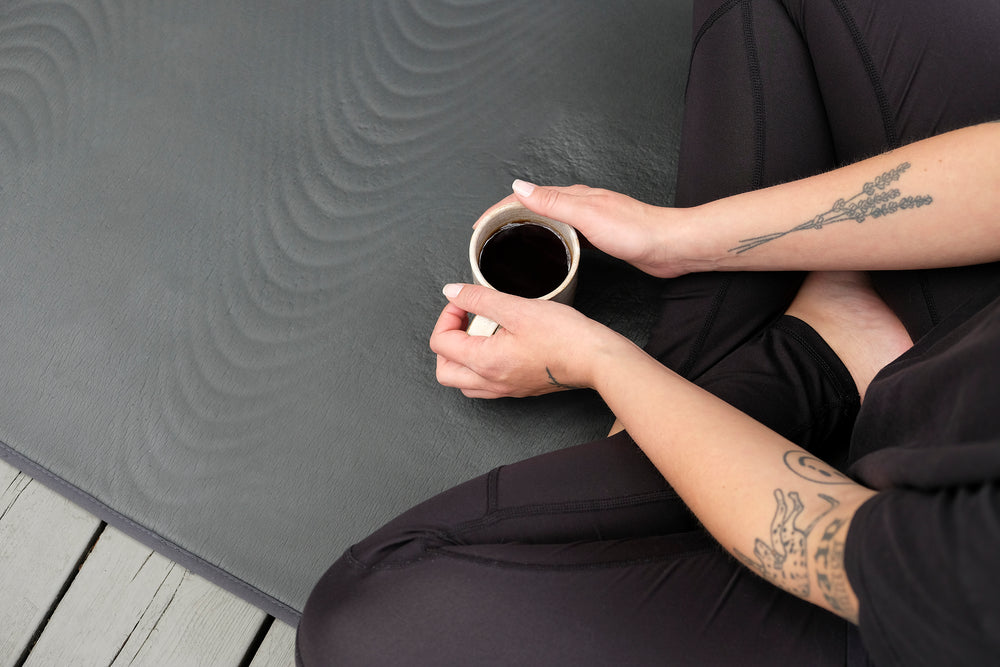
[0,459,296,666]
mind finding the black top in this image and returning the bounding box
[845,281,1000,665]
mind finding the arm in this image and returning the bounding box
[432,284,874,621]
[509,121,1000,277]
[589,331,874,622]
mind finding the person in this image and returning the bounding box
[297,1,1000,664]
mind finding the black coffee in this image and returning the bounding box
[478,222,570,298]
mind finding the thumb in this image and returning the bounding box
[442,283,522,327]
[511,180,615,243]
[511,179,583,222]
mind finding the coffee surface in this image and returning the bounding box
[479,222,570,298]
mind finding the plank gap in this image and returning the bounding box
[0,473,30,522]
[12,521,107,667]
[238,616,276,667]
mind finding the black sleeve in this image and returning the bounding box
[844,484,1000,666]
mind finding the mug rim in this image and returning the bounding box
[469,202,580,301]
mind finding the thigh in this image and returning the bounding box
[650,0,835,377]
[336,433,693,569]
[297,536,850,666]
[297,434,851,666]
[779,0,1000,337]
[697,315,859,464]
[780,0,1000,157]
[672,0,1000,347]
[678,0,837,207]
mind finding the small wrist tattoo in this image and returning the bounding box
[546,367,581,390]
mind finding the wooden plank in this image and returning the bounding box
[249,621,297,667]
[0,460,102,666]
[0,458,18,493]
[25,526,267,666]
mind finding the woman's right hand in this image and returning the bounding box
[483,180,700,279]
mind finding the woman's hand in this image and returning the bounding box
[481,181,700,279]
[430,283,624,399]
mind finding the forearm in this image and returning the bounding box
[677,122,1000,273]
[591,336,875,621]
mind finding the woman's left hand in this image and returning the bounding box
[430,283,621,399]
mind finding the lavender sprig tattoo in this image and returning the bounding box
[730,162,933,254]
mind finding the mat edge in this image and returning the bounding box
[0,439,301,627]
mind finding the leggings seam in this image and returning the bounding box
[770,319,859,437]
[450,489,681,538]
[691,0,741,55]
[344,491,683,572]
[829,0,899,149]
[686,0,741,102]
[487,467,500,513]
[679,275,733,378]
[918,270,940,326]
[741,0,767,190]
[424,541,720,573]
[346,527,714,574]
[354,542,719,573]
[772,320,852,395]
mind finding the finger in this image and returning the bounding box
[511,180,594,221]
[430,302,473,348]
[440,283,526,332]
[431,296,518,385]
[430,299,479,361]
[475,186,597,249]
[430,326,491,375]
[435,354,489,390]
[436,355,513,399]
[461,388,508,400]
[430,286,508,374]
[511,180,628,239]
[472,184,591,229]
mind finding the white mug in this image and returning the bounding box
[467,202,581,336]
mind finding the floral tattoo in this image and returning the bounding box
[730,162,933,254]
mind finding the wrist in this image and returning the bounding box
[538,312,630,393]
[585,330,647,395]
[663,204,730,275]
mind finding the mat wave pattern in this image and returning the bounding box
[0,0,691,622]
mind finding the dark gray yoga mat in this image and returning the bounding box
[0,0,691,623]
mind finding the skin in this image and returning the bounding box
[430,121,1000,623]
[479,122,1000,278]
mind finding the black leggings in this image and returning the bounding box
[297,1,1000,664]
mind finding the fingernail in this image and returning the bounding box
[442,283,463,299]
[512,179,536,197]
